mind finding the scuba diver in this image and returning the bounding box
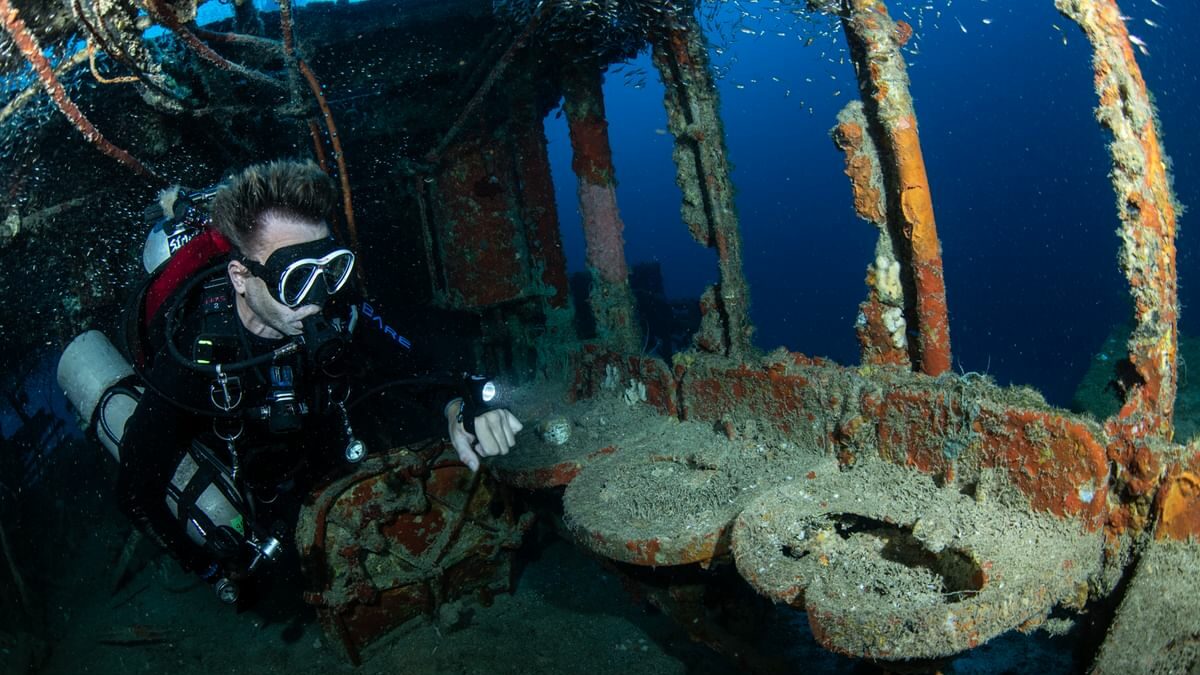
[57,160,523,604]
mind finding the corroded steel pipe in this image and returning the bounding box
[563,66,641,352]
[1057,0,1179,443]
[651,11,754,358]
[836,0,952,376]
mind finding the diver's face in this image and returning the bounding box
[229,214,331,339]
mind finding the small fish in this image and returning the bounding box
[981,18,992,25]
[955,16,967,33]
[1143,18,1159,28]
[1149,0,1165,7]
[654,128,668,136]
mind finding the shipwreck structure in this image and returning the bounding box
[1,0,1194,671]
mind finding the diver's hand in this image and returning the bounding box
[446,400,524,472]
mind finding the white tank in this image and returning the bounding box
[57,331,141,460]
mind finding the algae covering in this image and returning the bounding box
[495,348,1114,658]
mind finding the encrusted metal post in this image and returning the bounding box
[563,65,641,353]
[1057,0,1179,443]
[1052,5,1190,672]
[650,10,754,358]
[833,101,911,369]
[834,0,952,376]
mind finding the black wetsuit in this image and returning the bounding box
[118,272,457,578]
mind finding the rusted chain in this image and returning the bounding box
[0,0,159,181]
[279,0,296,57]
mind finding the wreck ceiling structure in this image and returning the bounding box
[1,0,1196,671]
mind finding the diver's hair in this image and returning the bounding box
[210,160,338,255]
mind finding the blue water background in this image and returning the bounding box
[546,0,1198,408]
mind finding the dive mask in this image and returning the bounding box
[241,237,355,308]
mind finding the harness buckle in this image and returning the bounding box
[210,366,243,411]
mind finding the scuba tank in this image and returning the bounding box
[57,331,141,461]
[56,187,224,459]
[57,185,279,604]
[56,328,276,603]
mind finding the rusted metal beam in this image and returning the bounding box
[833,101,912,368]
[1057,0,1179,443]
[834,0,952,376]
[423,1,552,166]
[650,11,754,358]
[563,65,641,353]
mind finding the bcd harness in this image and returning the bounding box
[190,273,361,479]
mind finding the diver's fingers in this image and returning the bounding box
[474,420,502,457]
[499,411,518,449]
[451,432,480,472]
